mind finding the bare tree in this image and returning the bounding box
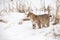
[53,0,60,25]
[47,6,50,14]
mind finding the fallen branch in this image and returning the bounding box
[22,18,30,21]
[0,19,7,23]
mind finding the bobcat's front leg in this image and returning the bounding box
[32,21,36,29]
[32,24,36,29]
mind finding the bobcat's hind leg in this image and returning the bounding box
[46,22,49,27]
[37,23,41,29]
[42,24,45,27]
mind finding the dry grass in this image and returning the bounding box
[52,16,60,25]
[16,2,25,13]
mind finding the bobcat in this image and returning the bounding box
[27,12,51,29]
[37,14,51,27]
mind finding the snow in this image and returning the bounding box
[0,0,60,40]
[0,12,60,40]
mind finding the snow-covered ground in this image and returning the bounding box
[0,12,60,40]
[0,0,60,40]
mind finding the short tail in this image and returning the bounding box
[49,15,52,17]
